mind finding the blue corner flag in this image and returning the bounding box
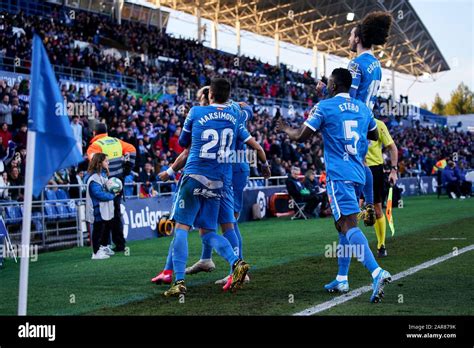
[29,35,83,196]
[0,216,7,238]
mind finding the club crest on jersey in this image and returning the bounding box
[348,61,359,78]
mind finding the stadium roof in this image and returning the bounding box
[151,0,450,76]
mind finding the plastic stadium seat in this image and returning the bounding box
[56,189,77,219]
[55,189,70,200]
[32,211,44,234]
[55,201,70,220]
[5,204,22,224]
[46,189,73,220]
[44,190,59,221]
[44,189,57,201]
[44,203,58,221]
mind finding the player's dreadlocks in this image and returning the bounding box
[356,11,393,48]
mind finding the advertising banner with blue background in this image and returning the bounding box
[121,177,455,242]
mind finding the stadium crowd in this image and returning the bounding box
[0,8,318,104]
[0,6,472,202]
[1,75,472,201]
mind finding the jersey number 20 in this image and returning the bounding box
[343,120,360,156]
[200,128,234,159]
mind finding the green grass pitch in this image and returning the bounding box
[0,196,473,316]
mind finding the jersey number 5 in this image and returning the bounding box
[343,120,360,156]
[200,128,234,159]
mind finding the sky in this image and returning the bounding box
[161,0,473,107]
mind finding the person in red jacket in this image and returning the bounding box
[0,123,12,150]
[168,127,184,155]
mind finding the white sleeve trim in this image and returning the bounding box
[183,127,191,133]
[369,124,378,131]
[304,121,316,132]
[243,135,252,143]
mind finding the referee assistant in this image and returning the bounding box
[365,119,398,257]
[87,123,136,252]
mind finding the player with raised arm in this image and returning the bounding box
[276,68,391,303]
[348,11,393,227]
[161,78,250,297]
[154,79,270,296]
[152,87,270,290]
[185,99,256,286]
[318,12,393,226]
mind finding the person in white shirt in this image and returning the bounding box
[0,171,10,199]
[71,115,83,155]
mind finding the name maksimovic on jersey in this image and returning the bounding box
[197,112,237,126]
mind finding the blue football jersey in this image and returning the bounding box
[227,101,254,173]
[182,103,251,182]
[304,93,377,185]
[348,51,382,111]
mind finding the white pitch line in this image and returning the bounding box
[294,244,474,316]
[428,238,467,241]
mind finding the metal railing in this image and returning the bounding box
[0,59,138,90]
[0,176,290,252]
[0,184,86,251]
[248,175,288,189]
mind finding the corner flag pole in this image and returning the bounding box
[18,130,36,316]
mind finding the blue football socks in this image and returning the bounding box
[363,165,374,205]
[234,222,243,259]
[201,231,238,271]
[172,228,188,281]
[337,232,351,280]
[346,227,380,275]
[164,237,174,271]
[223,228,239,257]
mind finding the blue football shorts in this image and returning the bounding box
[170,174,222,231]
[326,180,362,221]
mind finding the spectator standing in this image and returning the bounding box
[0,123,12,149]
[0,171,10,199]
[9,166,24,201]
[71,115,83,155]
[0,95,12,126]
[13,124,28,148]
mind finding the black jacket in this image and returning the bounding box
[286,176,306,201]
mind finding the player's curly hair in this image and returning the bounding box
[356,11,393,48]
